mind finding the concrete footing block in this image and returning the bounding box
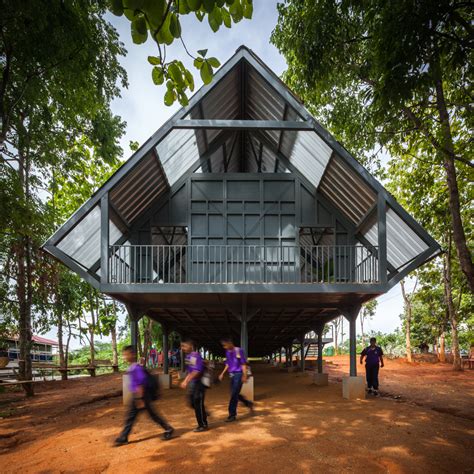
[240,376,254,402]
[122,373,132,405]
[342,376,366,400]
[158,373,172,389]
[313,373,329,386]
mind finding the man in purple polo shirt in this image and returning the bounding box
[180,338,208,432]
[218,337,253,422]
[360,337,384,396]
[115,345,173,445]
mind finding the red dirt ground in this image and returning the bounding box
[0,356,473,473]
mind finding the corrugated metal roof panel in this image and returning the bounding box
[57,207,122,270]
[110,152,168,224]
[319,154,377,224]
[361,206,429,271]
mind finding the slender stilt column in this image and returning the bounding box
[163,328,169,375]
[317,328,324,374]
[300,334,305,372]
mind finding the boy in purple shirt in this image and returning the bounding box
[180,339,208,432]
[218,337,254,422]
[360,337,384,396]
[115,346,173,446]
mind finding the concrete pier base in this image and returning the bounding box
[240,376,254,402]
[178,371,186,380]
[313,373,329,386]
[158,373,172,389]
[122,374,132,405]
[342,376,366,400]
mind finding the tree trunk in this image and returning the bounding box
[433,66,474,293]
[400,280,413,363]
[438,330,446,363]
[444,236,462,370]
[57,311,67,381]
[111,324,118,367]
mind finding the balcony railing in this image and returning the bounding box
[108,244,380,285]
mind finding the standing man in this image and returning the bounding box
[180,339,208,432]
[115,345,174,445]
[218,337,253,422]
[360,337,384,396]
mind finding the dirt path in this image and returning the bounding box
[0,359,473,473]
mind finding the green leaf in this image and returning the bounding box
[168,62,184,87]
[226,0,236,5]
[123,0,144,9]
[229,1,242,22]
[184,69,195,91]
[203,0,215,13]
[243,1,252,19]
[124,7,136,21]
[178,0,190,14]
[200,60,213,84]
[147,56,161,65]
[155,13,174,45]
[109,0,124,16]
[169,13,181,38]
[142,0,166,28]
[216,0,226,6]
[152,66,164,85]
[195,11,205,21]
[187,0,202,11]
[194,57,204,69]
[197,49,208,57]
[222,7,231,27]
[207,57,220,68]
[178,92,189,106]
[131,16,148,44]
[208,6,223,32]
[164,88,175,106]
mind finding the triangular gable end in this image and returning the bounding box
[43,45,441,289]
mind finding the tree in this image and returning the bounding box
[109,0,253,105]
[272,0,474,292]
[360,300,377,346]
[0,1,126,394]
[400,279,417,363]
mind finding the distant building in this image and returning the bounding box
[4,335,58,364]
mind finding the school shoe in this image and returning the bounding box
[373,390,379,397]
[114,437,128,446]
[163,427,174,440]
[247,401,254,412]
[367,388,373,395]
[225,415,237,422]
[193,426,208,432]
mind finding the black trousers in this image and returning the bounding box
[365,365,380,390]
[188,380,208,427]
[119,396,171,440]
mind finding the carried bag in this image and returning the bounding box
[201,361,214,388]
[144,367,160,400]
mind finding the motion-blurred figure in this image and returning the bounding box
[115,345,173,445]
[180,339,208,432]
[218,337,253,422]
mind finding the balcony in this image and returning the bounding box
[108,244,380,286]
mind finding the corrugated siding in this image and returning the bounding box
[57,206,122,269]
[361,207,429,271]
[281,131,332,188]
[386,207,429,270]
[319,154,376,224]
[110,152,168,224]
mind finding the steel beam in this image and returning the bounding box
[377,193,388,285]
[174,119,313,131]
[100,193,109,284]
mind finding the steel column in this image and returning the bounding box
[317,328,324,374]
[163,328,169,375]
[300,334,305,372]
[349,316,357,376]
[279,348,282,364]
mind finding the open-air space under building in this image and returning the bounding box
[43,46,441,397]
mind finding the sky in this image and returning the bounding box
[46,2,412,348]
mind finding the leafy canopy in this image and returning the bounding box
[109,0,253,106]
